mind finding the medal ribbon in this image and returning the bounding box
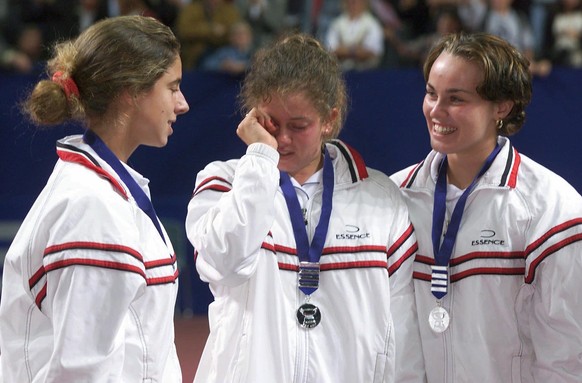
[431,144,501,299]
[83,130,166,244]
[280,148,334,296]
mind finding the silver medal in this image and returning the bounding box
[296,303,321,329]
[429,305,450,333]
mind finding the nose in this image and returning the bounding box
[176,91,189,115]
[274,126,291,145]
[426,97,445,119]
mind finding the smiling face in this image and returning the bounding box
[130,57,189,150]
[257,92,333,184]
[423,52,501,162]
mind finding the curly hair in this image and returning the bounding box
[239,33,348,139]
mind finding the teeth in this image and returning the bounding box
[433,124,455,134]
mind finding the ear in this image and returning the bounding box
[496,100,514,120]
[119,88,143,108]
[322,108,340,137]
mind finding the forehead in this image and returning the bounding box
[428,52,483,90]
[154,57,182,82]
[259,91,319,113]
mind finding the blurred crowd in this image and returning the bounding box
[3,0,582,76]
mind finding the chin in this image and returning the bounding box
[277,162,294,174]
[430,139,452,155]
[154,138,169,148]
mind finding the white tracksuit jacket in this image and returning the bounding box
[390,136,582,382]
[186,140,426,383]
[0,135,181,382]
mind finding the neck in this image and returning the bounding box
[446,143,497,189]
[89,124,134,163]
[290,155,324,185]
[446,160,479,190]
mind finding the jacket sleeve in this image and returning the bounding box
[384,181,427,383]
[38,191,146,382]
[529,243,582,380]
[185,143,280,287]
[525,185,582,380]
[43,264,144,382]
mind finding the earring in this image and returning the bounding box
[497,119,504,130]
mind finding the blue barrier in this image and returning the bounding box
[1,68,580,314]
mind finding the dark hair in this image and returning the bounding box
[22,15,180,126]
[423,32,532,135]
[239,33,348,139]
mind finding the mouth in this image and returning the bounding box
[432,123,456,135]
[278,150,292,157]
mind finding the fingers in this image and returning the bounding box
[263,116,276,134]
[237,108,278,149]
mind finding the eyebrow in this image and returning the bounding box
[268,114,310,122]
[426,83,473,95]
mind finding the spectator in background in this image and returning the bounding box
[282,0,342,41]
[386,6,464,67]
[0,38,33,73]
[283,0,303,30]
[387,0,431,40]
[529,0,558,57]
[306,0,343,41]
[78,0,105,32]
[325,0,385,71]
[79,0,180,31]
[371,0,402,31]
[201,20,254,75]
[118,0,159,18]
[235,0,287,52]
[462,0,553,75]
[3,0,78,61]
[0,23,43,73]
[546,0,582,67]
[13,24,44,71]
[102,0,121,17]
[147,0,183,26]
[175,0,241,70]
[442,0,488,32]
[370,0,404,67]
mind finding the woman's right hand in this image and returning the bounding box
[236,108,278,149]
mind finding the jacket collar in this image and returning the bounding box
[55,134,139,199]
[399,136,521,190]
[326,139,368,186]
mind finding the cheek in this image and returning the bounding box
[457,109,483,130]
[312,129,325,144]
[422,101,432,120]
[422,96,433,112]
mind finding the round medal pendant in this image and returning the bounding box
[428,306,450,333]
[296,303,321,329]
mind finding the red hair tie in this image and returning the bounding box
[52,71,80,100]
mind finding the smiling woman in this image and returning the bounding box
[0,15,189,382]
[391,32,582,382]
[185,33,426,383]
